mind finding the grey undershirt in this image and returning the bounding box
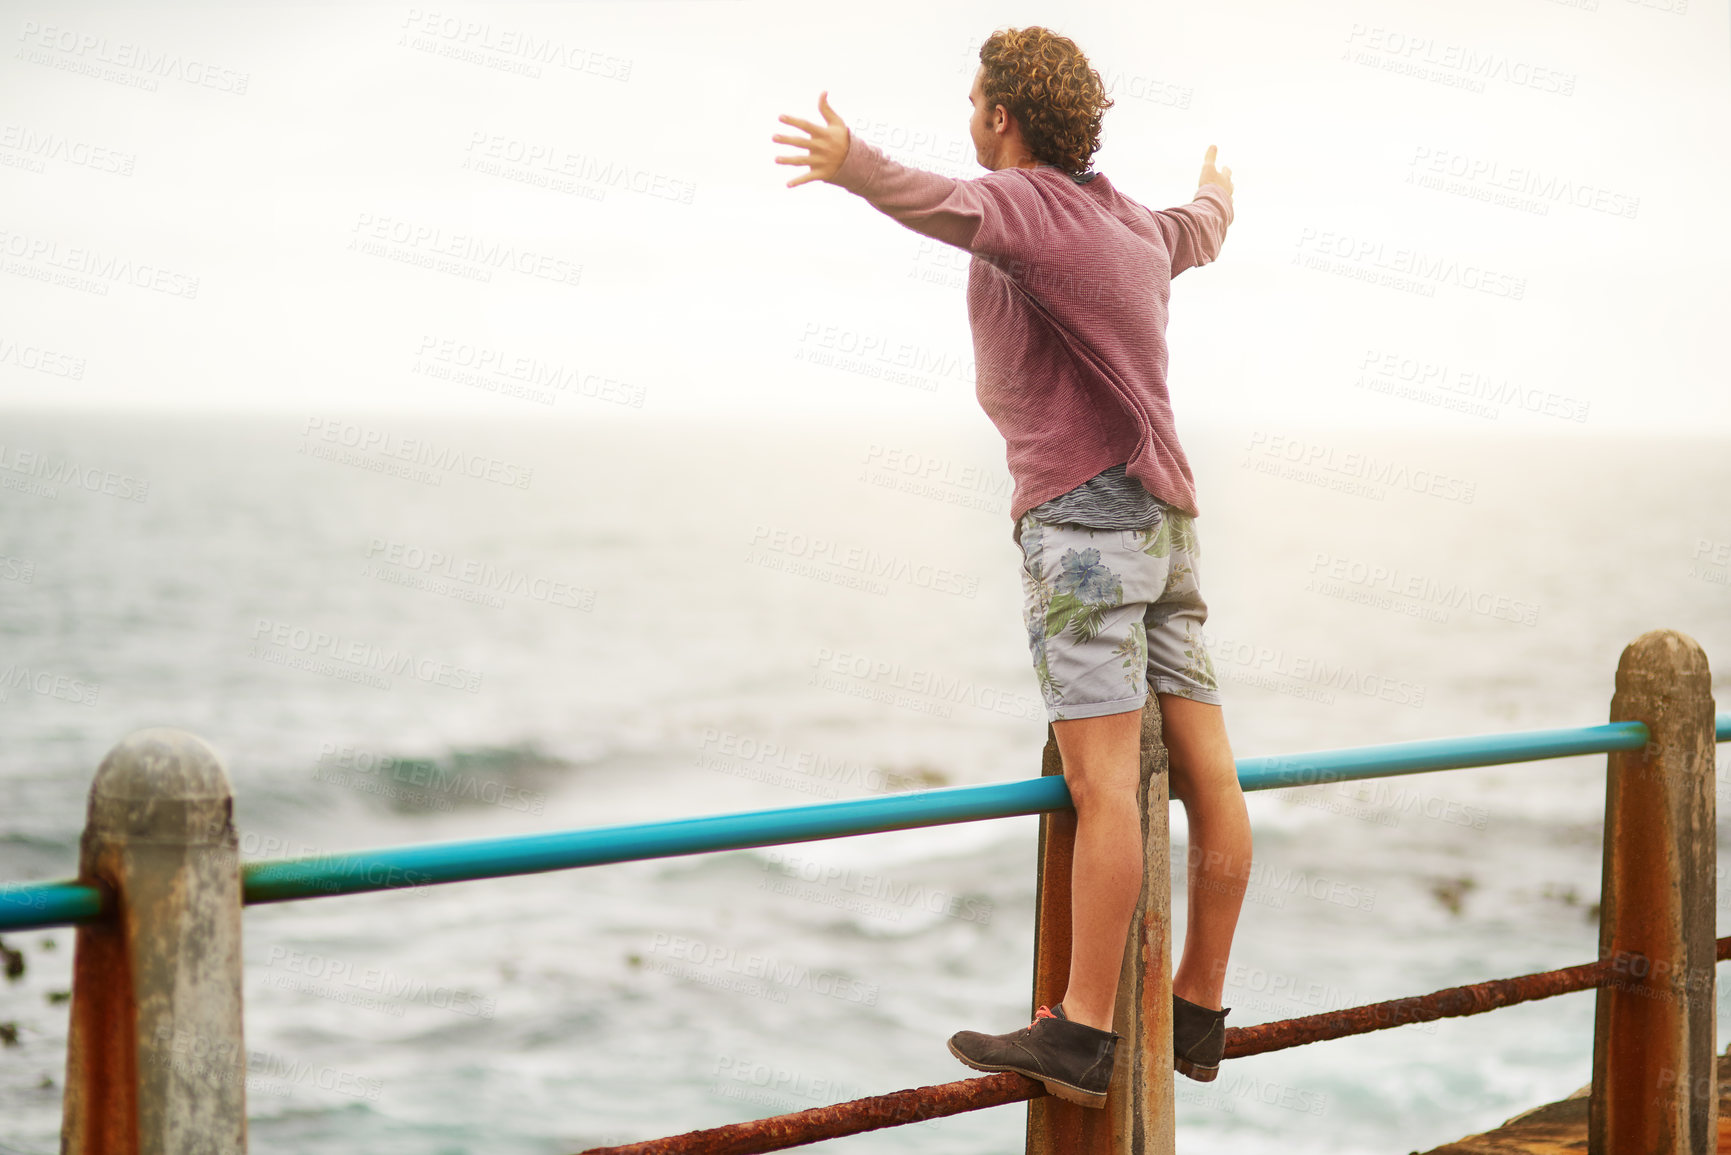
[1027,461,1166,530]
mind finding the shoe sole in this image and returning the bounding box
[947,1039,1109,1108]
[1173,1053,1220,1083]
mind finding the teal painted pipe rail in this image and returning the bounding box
[3,714,1727,932]
[0,880,105,934]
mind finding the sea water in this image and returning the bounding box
[1,410,1728,1155]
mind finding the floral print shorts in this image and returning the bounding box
[1013,505,1221,723]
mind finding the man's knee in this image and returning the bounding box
[1066,771,1140,813]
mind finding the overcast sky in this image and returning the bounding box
[1,0,1726,433]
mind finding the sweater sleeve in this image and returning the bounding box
[1149,183,1234,276]
[828,132,1038,262]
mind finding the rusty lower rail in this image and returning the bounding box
[582,1072,1038,1155]
[577,937,1731,1155]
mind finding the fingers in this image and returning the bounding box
[1206,143,1217,163]
[819,89,838,122]
[779,112,822,135]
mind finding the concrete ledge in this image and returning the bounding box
[1409,1042,1731,1154]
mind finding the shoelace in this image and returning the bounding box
[1031,1004,1059,1026]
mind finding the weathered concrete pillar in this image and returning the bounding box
[1589,630,1717,1155]
[1027,690,1175,1154]
[62,728,247,1155]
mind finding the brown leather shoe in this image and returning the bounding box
[948,1002,1121,1107]
[1173,993,1230,1082]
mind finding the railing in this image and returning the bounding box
[2,627,1724,1154]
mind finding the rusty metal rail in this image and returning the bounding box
[577,936,1731,1155]
[581,1072,1039,1155]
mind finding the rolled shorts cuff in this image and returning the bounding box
[1046,692,1147,724]
[1148,677,1223,707]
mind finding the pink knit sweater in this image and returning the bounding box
[829,133,1234,521]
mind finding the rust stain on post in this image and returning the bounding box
[62,873,138,1155]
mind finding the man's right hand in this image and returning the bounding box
[775,90,852,188]
[1199,144,1233,197]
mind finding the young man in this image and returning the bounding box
[774,26,1253,1109]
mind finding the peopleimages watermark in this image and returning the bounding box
[643,932,880,1007]
[0,124,135,176]
[362,536,595,612]
[1688,537,1731,589]
[0,555,34,584]
[299,417,534,490]
[793,320,971,394]
[1406,145,1638,221]
[0,332,86,379]
[1203,630,1426,709]
[411,334,645,409]
[1177,1071,1331,1118]
[1188,846,1378,913]
[808,645,1044,722]
[260,944,497,1020]
[397,9,631,81]
[711,1053,941,1131]
[1213,957,1438,1037]
[0,881,51,913]
[347,212,582,289]
[14,20,251,95]
[1241,431,1476,506]
[1293,225,1526,302]
[153,1025,383,1103]
[202,829,436,897]
[0,664,100,708]
[313,741,547,816]
[0,442,149,502]
[247,616,484,694]
[463,131,695,205]
[846,116,976,181]
[0,225,200,299]
[859,441,1011,516]
[1342,23,1577,97]
[758,849,994,926]
[1305,550,1541,627]
[1353,347,1589,424]
[1621,0,1688,15]
[1286,774,1490,832]
[695,727,939,800]
[746,524,981,599]
[908,235,969,293]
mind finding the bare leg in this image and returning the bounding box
[1051,706,1144,1033]
[1159,693,1252,1011]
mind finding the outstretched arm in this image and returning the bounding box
[773,91,1035,261]
[1151,144,1235,276]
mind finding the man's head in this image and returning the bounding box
[969,27,1114,175]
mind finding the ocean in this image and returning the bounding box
[1,410,1727,1154]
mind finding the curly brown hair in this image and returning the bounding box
[977,27,1114,174]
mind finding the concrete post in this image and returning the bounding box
[62,728,247,1155]
[1589,630,1717,1155]
[1027,690,1175,1155]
